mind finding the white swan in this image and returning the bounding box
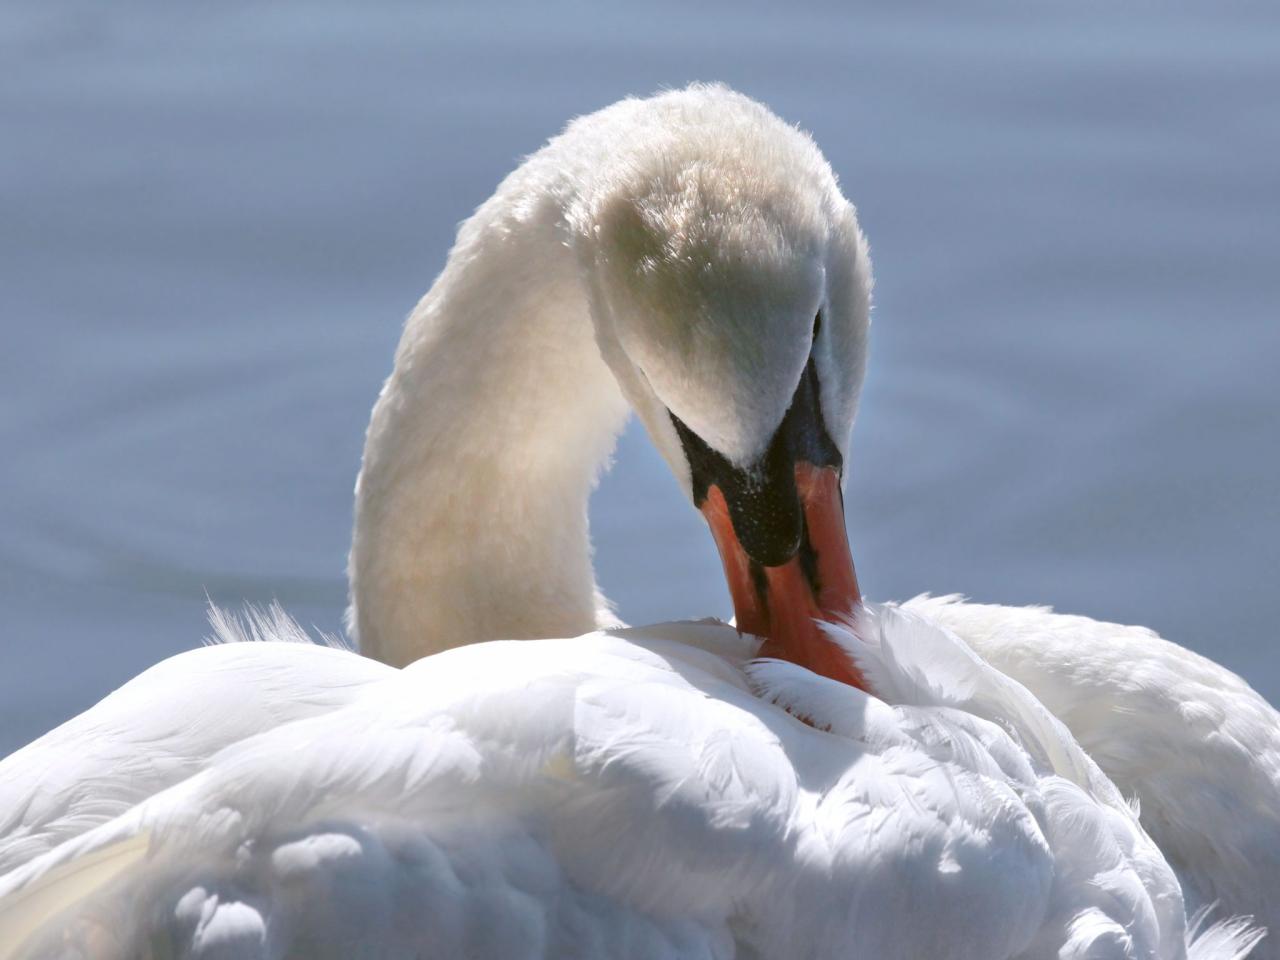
[0,85,1274,959]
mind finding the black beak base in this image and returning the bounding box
[670,357,843,568]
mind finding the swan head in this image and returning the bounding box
[574,89,873,687]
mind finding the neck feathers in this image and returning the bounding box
[349,182,628,665]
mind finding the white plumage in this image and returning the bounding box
[0,605,1260,959]
[911,595,1280,946]
[1,84,1276,959]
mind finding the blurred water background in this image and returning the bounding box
[2,2,1278,753]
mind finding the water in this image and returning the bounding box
[2,2,1278,754]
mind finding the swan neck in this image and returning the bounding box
[349,188,628,665]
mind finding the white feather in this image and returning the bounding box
[0,605,1260,959]
[906,594,1280,951]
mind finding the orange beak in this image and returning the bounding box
[700,462,867,690]
[670,347,866,691]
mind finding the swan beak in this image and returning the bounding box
[670,356,866,690]
[699,463,867,691]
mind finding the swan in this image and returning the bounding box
[0,84,1274,959]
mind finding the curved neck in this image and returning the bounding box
[349,186,629,666]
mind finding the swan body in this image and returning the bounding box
[0,605,1259,960]
[911,595,1280,945]
[2,84,1276,958]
